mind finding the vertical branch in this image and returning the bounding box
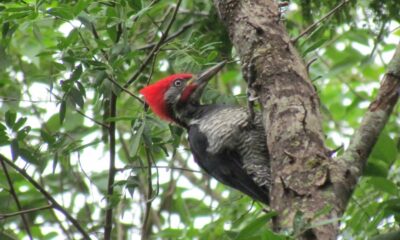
[141,148,154,240]
[104,93,117,240]
[0,159,33,240]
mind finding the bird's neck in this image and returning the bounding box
[172,103,215,128]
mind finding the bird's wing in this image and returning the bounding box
[188,125,269,204]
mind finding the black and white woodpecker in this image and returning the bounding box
[140,62,270,204]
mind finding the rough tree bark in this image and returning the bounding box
[213,0,400,239]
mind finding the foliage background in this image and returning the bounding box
[0,0,399,239]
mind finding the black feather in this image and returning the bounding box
[188,125,269,204]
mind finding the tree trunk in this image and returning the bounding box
[213,0,400,239]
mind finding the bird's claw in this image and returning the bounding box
[247,89,259,102]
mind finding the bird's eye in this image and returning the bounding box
[174,79,182,87]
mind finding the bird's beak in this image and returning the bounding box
[191,61,226,86]
[183,61,225,103]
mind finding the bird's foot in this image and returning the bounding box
[247,88,259,102]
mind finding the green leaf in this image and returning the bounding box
[46,114,61,133]
[52,153,59,173]
[5,110,16,128]
[106,116,136,122]
[0,231,19,240]
[32,23,42,42]
[16,126,31,140]
[207,51,218,61]
[73,0,90,15]
[106,192,122,209]
[41,129,55,145]
[235,213,277,240]
[0,129,9,146]
[12,117,27,131]
[6,12,31,20]
[10,139,19,160]
[83,60,107,68]
[367,177,398,195]
[2,22,10,39]
[59,100,66,124]
[4,6,33,13]
[302,37,328,56]
[155,228,184,238]
[47,7,74,20]
[131,118,145,157]
[382,44,397,52]
[69,87,85,109]
[19,147,39,166]
[371,132,397,164]
[126,175,139,198]
[370,231,400,240]
[180,198,212,216]
[128,0,142,12]
[76,81,86,98]
[70,65,83,82]
[0,123,6,132]
[364,159,389,177]
[382,199,400,218]
[58,29,79,49]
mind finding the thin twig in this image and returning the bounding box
[0,97,55,103]
[0,159,33,240]
[124,0,183,88]
[141,148,154,240]
[0,154,91,239]
[89,22,109,60]
[116,165,202,173]
[292,0,349,43]
[146,49,159,86]
[76,110,109,129]
[306,57,318,73]
[136,22,195,51]
[0,205,53,220]
[104,93,117,240]
[107,76,144,104]
[368,21,387,60]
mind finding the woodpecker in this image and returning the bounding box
[140,62,270,204]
